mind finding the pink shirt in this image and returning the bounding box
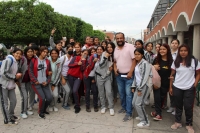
[114,43,135,73]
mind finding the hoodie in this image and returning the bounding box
[49,57,61,85]
[0,55,18,90]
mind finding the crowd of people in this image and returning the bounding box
[0,31,199,133]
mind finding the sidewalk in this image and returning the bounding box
[0,88,200,133]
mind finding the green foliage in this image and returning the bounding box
[0,0,102,47]
[93,30,106,42]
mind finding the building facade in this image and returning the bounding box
[144,0,200,60]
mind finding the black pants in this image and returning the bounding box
[173,85,195,126]
[83,76,98,108]
[153,87,168,116]
[67,75,82,108]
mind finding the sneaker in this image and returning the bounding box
[29,107,33,111]
[150,112,157,117]
[26,111,34,115]
[123,114,132,122]
[101,108,106,114]
[110,109,115,116]
[63,105,70,110]
[136,115,148,121]
[38,114,45,119]
[94,107,99,112]
[153,115,162,121]
[49,107,53,112]
[118,108,126,114]
[186,126,194,133]
[21,113,28,119]
[4,119,18,125]
[53,107,58,112]
[75,107,81,114]
[171,122,182,130]
[12,115,20,121]
[137,121,150,127]
[144,100,150,106]
[171,111,175,115]
[167,107,174,113]
[86,107,91,112]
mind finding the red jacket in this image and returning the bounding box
[28,57,51,84]
[68,56,87,79]
[83,55,96,78]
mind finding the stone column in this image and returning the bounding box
[153,41,156,53]
[168,35,173,45]
[193,25,200,60]
[177,31,184,45]
[162,38,167,44]
[157,39,161,44]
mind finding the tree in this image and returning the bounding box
[93,30,106,41]
[0,0,102,47]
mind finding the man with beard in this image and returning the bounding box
[114,32,136,122]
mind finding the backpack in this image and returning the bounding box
[0,56,13,77]
[148,64,161,90]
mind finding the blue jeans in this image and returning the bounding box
[116,74,134,116]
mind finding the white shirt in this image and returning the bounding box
[172,50,178,61]
[60,55,72,77]
[171,59,200,90]
[135,64,142,87]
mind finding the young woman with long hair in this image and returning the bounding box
[131,48,151,127]
[135,40,154,106]
[19,47,35,119]
[29,46,53,119]
[145,42,154,64]
[60,45,73,110]
[96,42,115,116]
[67,44,88,114]
[48,49,62,112]
[83,46,104,112]
[151,44,173,121]
[0,48,23,125]
[100,41,107,50]
[169,44,200,133]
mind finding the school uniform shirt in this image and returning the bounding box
[37,58,47,84]
[153,59,171,89]
[171,59,200,90]
[29,57,51,84]
[172,50,178,61]
[60,55,72,77]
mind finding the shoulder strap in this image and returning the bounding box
[7,56,13,67]
[62,55,66,66]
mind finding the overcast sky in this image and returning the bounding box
[42,0,158,39]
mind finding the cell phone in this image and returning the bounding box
[93,54,97,58]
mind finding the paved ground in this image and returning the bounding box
[0,88,200,133]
